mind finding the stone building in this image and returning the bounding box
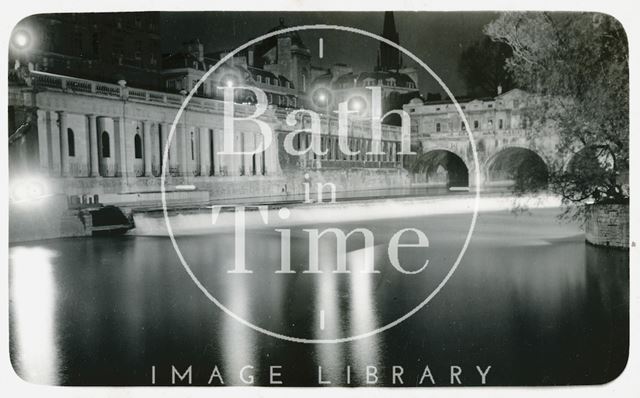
[161,34,302,109]
[308,11,420,119]
[11,13,162,89]
[8,69,407,200]
[404,88,559,188]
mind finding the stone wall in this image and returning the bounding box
[9,194,90,243]
[585,204,629,248]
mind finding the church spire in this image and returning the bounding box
[378,11,401,71]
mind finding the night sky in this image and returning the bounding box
[159,11,498,96]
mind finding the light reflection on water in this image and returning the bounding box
[8,209,629,386]
[9,247,60,385]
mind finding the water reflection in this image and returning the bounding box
[9,247,60,385]
[312,233,346,383]
[8,209,629,386]
[347,244,382,384]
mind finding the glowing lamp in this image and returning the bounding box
[10,177,50,205]
[11,29,31,50]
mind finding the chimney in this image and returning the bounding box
[248,49,254,67]
[497,84,503,95]
[197,41,204,63]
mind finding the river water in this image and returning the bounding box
[9,207,628,386]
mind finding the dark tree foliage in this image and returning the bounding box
[458,36,515,97]
[485,12,629,209]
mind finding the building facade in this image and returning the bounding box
[9,69,408,202]
[404,88,559,188]
[11,13,162,89]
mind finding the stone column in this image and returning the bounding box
[231,131,242,176]
[212,129,221,175]
[36,110,50,174]
[264,130,282,176]
[169,123,179,175]
[48,111,62,176]
[178,124,189,176]
[58,111,69,176]
[114,117,128,177]
[255,133,263,176]
[143,120,153,177]
[160,122,169,170]
[243,132,254,175]
[199,127,211,176]
[88,114,99,177]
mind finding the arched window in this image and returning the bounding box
[101,131,110,158]
[190,131,195,160]
[134,134,143,159]
[67,128,75,157]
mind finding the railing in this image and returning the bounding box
[417,128,533,139]
[26,70,405,132]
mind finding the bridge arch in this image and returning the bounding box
[485,146,549,189]
[411,149,469,188]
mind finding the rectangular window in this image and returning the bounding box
[499,119,503,129]
[473,120,479,129]
[436,123,441,132]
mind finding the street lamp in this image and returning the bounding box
[11,30,31,50]
[10,28,34,75]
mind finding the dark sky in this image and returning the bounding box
[159,12,498,96]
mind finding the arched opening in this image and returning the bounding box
[134,134,143,159]
[101,131,110,158]
[67,128,75,157]
[486,147,548,189]
[412,150,469,188]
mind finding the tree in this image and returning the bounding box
[458,36,515,97]
[484,12,629,208]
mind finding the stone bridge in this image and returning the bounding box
[411,128,561,189]
[404,89,563,189]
